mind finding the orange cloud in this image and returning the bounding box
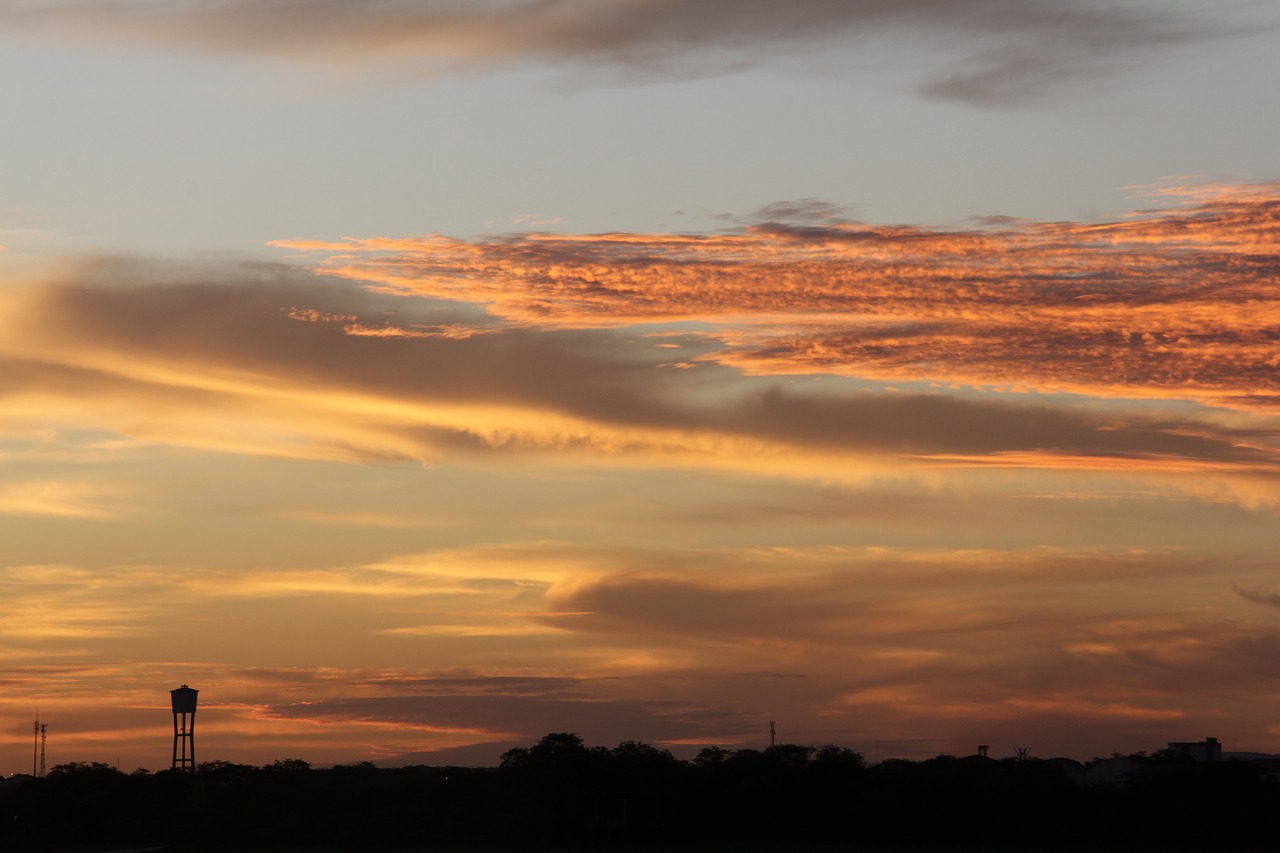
[272,182,1280,413]
[5,241,1279,478]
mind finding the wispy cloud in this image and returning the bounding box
[1235,585,1280,608]
[0,564,161,640]
[4,184,1280,483]
[0,480,116,519]
[2,541,1275,764]
[0,0,1242,104]
[259,685,741,750]
[6,263,1278,475]
[119,547,1280,756]
[275,182,1280,414]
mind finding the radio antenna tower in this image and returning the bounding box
[33,715,47,777]
[769,716,777,748]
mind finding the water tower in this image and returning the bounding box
[170,684,199,771]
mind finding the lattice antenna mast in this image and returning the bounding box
[769,716,776,748]
[32,715,48,777]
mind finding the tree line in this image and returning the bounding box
[1,733,1275,851]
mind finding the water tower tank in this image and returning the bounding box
[171,684,199,714]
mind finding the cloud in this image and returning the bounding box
[155,546,1280,759]
[5,251,1278,474]
[260,685,746,749]
[1235,585,1280,608]
[0,0,1238,104]
[541,547,1213,649]
[0,480,117,519]
[274,182,1280,417]
[523,548,1280,742]
[0,564,162,641]
[4,542,1277,765]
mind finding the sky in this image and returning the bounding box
[2,0,1280,774]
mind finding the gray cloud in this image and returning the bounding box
[543,552,1195,647]
[549,574,858,642]
[542,557,1280,707]
[723,386,1273,462]
[0,0,1234,105]
[262,689,752,749]
[1234,585,1280,608]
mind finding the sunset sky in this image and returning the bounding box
[3,0,1280,774]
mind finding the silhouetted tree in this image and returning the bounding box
[48,760,123,777]
[765,742,815,768]
[2,739,1278,852]
[693,745,729,766]
[813,743,865,769]
[498,745,530,769]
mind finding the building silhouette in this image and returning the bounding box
[1166,737,1221,761]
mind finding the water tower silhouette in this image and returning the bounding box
[170,684,198,771]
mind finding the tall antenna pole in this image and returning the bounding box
[32,715,47,777]
[769,716,776,748]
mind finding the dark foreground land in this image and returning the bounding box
[2,735,1276,852]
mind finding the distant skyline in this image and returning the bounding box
[2,0,1280,774]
